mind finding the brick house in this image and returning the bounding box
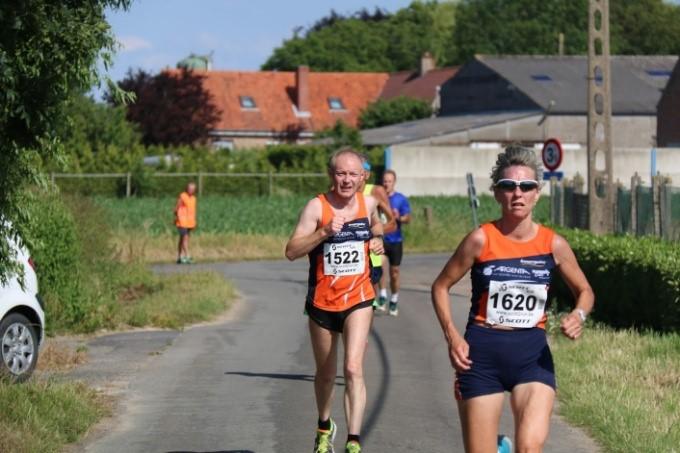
[190,66,388,149]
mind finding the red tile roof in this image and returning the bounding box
[380,67,459,102]
[166,69,389,133]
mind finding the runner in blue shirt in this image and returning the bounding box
[377,169,411,316]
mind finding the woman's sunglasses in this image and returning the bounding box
[495,179,539,192]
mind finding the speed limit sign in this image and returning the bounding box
[541,138,563,171]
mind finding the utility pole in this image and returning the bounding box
[587,0,614,234]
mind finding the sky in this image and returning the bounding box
[103,0,414,83]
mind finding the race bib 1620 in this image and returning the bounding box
[486,280,547,328]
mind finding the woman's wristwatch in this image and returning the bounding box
[576,308,587,323]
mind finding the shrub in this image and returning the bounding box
[25,192,153,332]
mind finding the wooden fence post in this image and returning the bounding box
[423,206,433,229]
[573,172,585,194]
[630,172,640,235]
[268,172,274,196]
[198,172,203,197]
[126,172,132,198]
[653,173,661,237]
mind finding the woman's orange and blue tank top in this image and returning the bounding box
[469,222,556,330]
[307,193,375,312]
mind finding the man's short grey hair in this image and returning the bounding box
[490,144,543,190]
[328,147,363,172]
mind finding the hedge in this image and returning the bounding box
[551,229,680,332]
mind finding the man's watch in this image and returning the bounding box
[576,308,587,323]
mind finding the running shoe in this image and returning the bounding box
[345,441,361,453]
[376,296,388,313]
[313,418,336,453]
[497,434,513,453]
[388,302,399,317]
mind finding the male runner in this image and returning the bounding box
[379,169,411,316]
[286,148,384,453]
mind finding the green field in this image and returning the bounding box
[95,194,550,238]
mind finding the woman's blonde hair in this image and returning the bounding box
[490,144,543,190]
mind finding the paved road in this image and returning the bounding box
[74,254,600,453]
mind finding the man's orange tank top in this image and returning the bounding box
[468,222,556,329]
[306,193,375,312]
[176,192,196,228]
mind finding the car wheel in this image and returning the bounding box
[0,313,39,382]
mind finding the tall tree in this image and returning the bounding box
[262,1,457,72]
[452,0,680,63]
[109,68,221,147]
[0,0,130,282]
[359,96,433,129]
[55,94,143,172]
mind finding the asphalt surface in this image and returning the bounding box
[69,254,600,453]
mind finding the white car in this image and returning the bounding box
[0,237,45,382]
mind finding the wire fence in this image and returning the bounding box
[50,171,330,197]
[550,172,680,240]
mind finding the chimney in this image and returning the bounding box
[296,65,310,113]
[419,52,435,76]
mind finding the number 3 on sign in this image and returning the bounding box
[541,138,563,171]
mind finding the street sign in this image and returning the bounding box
[541,138,563,171]
[543,171,564,181]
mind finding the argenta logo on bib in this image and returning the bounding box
[495,266,531,276]
[483,266,494,276]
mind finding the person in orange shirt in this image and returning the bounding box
[431,145,594,453]
[286,148,384,453]
[174,182,197,264]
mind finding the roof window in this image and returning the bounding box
[531,74,552,82]
[239,96,257,109]
[328,97,345,110]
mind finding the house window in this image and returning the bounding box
[531,74,552,81]
[213,140,234,150]
[328,97,345,110]
[239,96,257,109]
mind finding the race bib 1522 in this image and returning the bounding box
[323,241,365,276]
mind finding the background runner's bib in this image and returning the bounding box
[486,280,548,328]
[323,241,365,276]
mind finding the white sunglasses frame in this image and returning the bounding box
[494,179,540,192]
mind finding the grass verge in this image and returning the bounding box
[110,270,236,329]
[551,324,680,453]
[113,231,287,263]
[0,380,109,453]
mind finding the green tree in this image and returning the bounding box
[452,0,680,63]
[262,1,458,72]
[0,0,130,282]
[56,94,142,172]
[317,121,364,149]
[359,96,433,129]
[109,68,221,147]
